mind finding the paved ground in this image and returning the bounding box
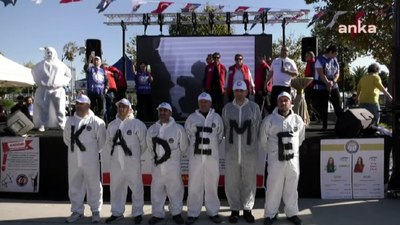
[0,198,399,225]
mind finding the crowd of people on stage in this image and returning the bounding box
[1,44,393,225]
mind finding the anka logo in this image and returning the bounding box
[338,20,376,34]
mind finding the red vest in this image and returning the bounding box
[227,64,253,94]
[255,61,270,92]
[109,66,127,90]
[204,63,226,94]
[105,68,117,92]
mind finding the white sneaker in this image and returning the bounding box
[92,211,101,223]
[65,212,83,223]
[38,125,45,132]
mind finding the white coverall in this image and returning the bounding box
[222,99,261,211]
[184,108,224,217]
[146,117,188,218]
[105,114,147,217]
[32,47,71,129]
[259,107,305,218]
[63,110,106,215]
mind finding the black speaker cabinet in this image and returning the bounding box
[85,39,102,63]
[301,37,318,62]
[335,108,374,138]
[7,110,34,136]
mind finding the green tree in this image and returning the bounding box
[126,36,137,63]
[305,0,393,66]
[168,5,233,35]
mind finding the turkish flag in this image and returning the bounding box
[60,0,82,3]
[151,1,173,13]
[234,6,249,13]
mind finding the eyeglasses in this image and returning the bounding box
[213,56,220,59]
[235,58,243,61]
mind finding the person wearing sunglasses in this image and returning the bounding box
[225,54,255,102]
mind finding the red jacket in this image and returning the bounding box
[109,66,127,90]
[227,64,253,94]
[204,63,226,94]
[105,67,118,92]
[255,61,271,92]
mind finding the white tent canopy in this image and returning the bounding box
[0,54,35,87]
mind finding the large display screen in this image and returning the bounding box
[137,35,272,121]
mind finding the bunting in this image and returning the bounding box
[234,6,249,13]
[151,1,173,14]
[1,0,17,6]
[60,0,82,3]
[326,11,347,28]
[132,0,145,12]
[97,0,115,13]
[250,7,271,30]
[210,4,224,12]
[307,10,325,28]
[181,3,201,12]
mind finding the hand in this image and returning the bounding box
[281,67,288,73]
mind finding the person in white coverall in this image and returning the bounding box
[184,92,224,225]
[63,94,106,224]
[146,102,188,225]
[32,47,71,131]
[104,98,147,224]
[259,92,305,225]
[221,80,261,224]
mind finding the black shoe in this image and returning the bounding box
[134,215,142,224]
[287,216,302,225]
[185,216,198,225]
[263,215,277,225]
[228,211,240,223]
[148,217,164,225]
[172,214,184,225]
[105,215,124,224]
[209,215,222,224]
[243,210,255,223]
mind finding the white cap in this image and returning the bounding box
[157,102,172,111]
[233,80,247,91]
[198,92,212,102]
[75,94,91,104]
[115,98,131,108]
[277,91,291,101]
[95,56,101,60]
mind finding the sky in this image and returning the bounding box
[0,0,384,79]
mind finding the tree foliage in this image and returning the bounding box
[126,36,137,63]
[63,42,84,62]
[169,5,233,36]
[305,0,393,66]
[272,34,304,75]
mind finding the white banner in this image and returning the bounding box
[0,137,40,193]
[320,138,384,199]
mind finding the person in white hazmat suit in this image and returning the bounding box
[221,80,261,224]
[104,98,147,224]
[184,92,224,225]
[146,102,188,225]
[32,47,71,131]
[259,92,305,225]
[63,94,106,223]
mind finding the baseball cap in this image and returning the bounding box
[198,92,212,102]
[115,98,131,108]
[75,94,91,104]
[233,80,247,91]
[157,102,172,111]
[95,56,101,60]
[277,91,292,101]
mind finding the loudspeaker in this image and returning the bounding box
[335,108,374,138]
[301,37,318,62]
[7,110,34,136]
[85,39,102,63]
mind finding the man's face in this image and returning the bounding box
[75,102,90,116]
[158,108,171,123]
[94,58,102,67]
[327,51,338,59]
[277,96,291,112]
[233,89,248,100]
[198,100,212,113]
[117,104,130,118]
[280,47,289,58]
[213,55,220,65]
[235,56,243,66]
[25,98,32,105]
